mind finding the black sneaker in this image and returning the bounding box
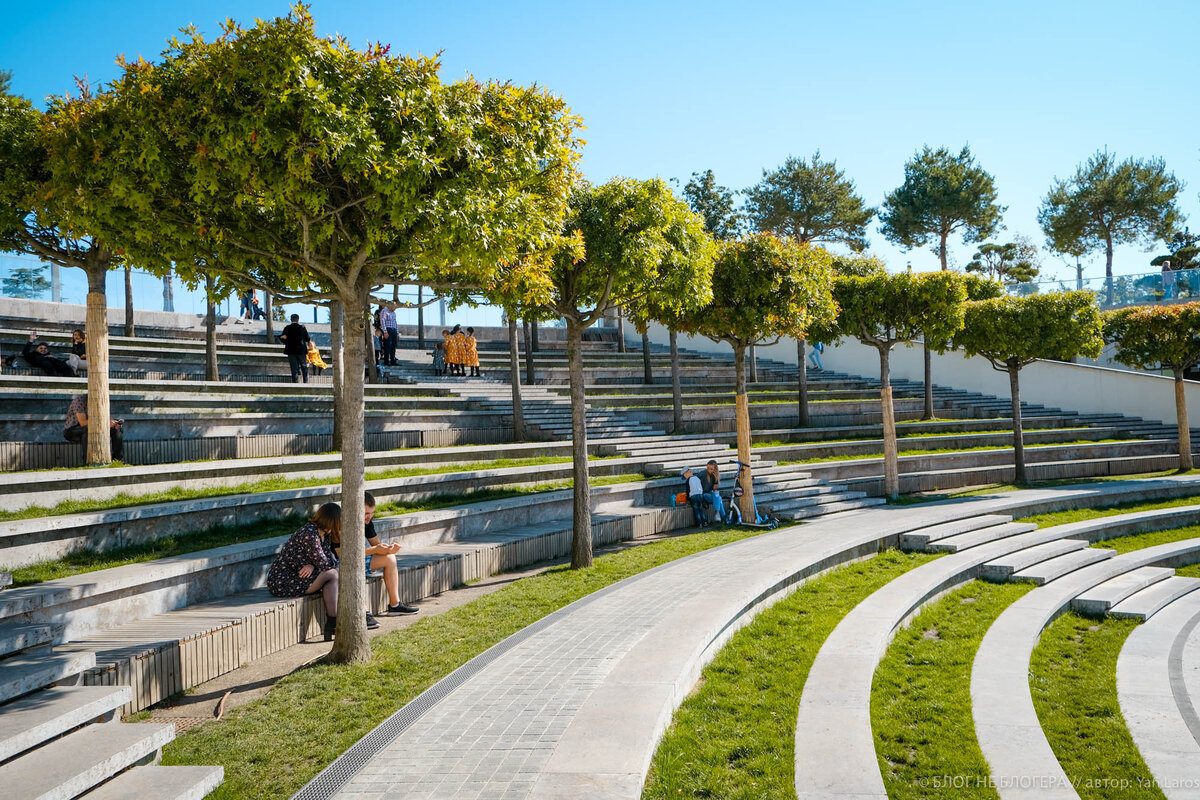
[365,613,380,630]
[386,602,419,615]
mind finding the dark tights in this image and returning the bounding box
[306,568,339,616]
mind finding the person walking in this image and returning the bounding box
[280,313,311,383]
[378,304,399,366]
[808,341,825,371]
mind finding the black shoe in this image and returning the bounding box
[323,615,337,642]
[365,612,380,630]
[386,602,419,615]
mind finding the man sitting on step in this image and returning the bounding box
[63,393,124,461]
[363,492,418,615]
[681,467,710,527]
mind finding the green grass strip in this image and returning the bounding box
[0,454,629,522]
[779,440,1127,467]
[873,580,1033,799]
[1030,613,1162,799]
[642,549,936,800]
[163,525,772,800]
[7,475,649,586]
[890,472,1199,507]
[1017,493,1200,529]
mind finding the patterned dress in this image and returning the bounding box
[444,333,459,366]
[267,522,338,597]
[464,334,479,368]
[453,332,468,366]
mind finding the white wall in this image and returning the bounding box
[641,321,1200,428]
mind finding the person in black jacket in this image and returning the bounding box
[280,314,311,383]
[23,332,75,377]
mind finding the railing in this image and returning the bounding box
[1007,268,1200,308]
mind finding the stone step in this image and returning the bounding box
[1010,547,1116,584]
[980,538,1090,582]
[899,514,1015,550]
[1109,575,1200,620]
[0,622,62,657]
[1072,566,1176,616]
[0,684,131,761]
[927,522,1040,553]
[777,497,886,520]
[0,650,95,704]
[79,765,225,800]
[0,721,175,800]
[762,490,868,514]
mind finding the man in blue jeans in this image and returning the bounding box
[681,467,709,527]
[378,304,399,366]
[280,314,310,383]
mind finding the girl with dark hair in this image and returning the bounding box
[267,503,343,641]
[465,326,480,377]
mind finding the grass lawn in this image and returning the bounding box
[889,470,1199,506]
[162,525,773,800]
[642,549,937,800]
[7,474,650,586]
[1017,493,1200,530]
[0,454,628,522]
[872,580,1033,800]
[1030,613,1162,800]
[779,439,1126,467]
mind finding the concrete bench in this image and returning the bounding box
[972,538,1200,799]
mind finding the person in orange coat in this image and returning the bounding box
[464,326,480,377]
[442,328,459,376]
[450,324,467,377]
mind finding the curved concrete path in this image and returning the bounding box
[292,476,1200,800]
[973,538,1200,800]
[1117,589,1200,800]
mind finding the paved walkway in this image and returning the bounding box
[296,477,1200,800]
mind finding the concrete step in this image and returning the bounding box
[0,685,131,762]
[1072,566,1176,616]
[0,650,95,704]
[1109,575,1200,620]
[899,514,1014,551]
[80,765,224,800]
[762,490,869,514]
[928,522,1040,554]
[0,622,62,657]
[1010,547,1116,584]
[0,721,175,800]
[778,497,886,520]
[980,539,1091,582]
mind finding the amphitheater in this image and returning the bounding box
[4,297,1200,800]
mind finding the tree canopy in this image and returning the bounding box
[744,152,874,251]
[679,169,742,241]
[1039,150,1184,301]
[965,238,1040,284]
[879,145,1004,270]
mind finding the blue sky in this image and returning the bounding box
[3,0,1199,297]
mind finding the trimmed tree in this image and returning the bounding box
[49,9,580,662]
[678,235,837,521]
[745,152,875,251]
[542,178,716,568]
[1105,303,1200,471]
[824,271,968,498]
[880,144,1004,419]
[1039,151,1184,305]
[0,91,120,464]
[965,238,1041,284]
[953,292,1103,483]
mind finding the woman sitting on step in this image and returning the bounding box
[267,503,343,641]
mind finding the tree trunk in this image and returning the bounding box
[330,301,344,450]
[204,274,219,382]
[531,320,539,352]
[523,319,535,385]
[748,344,758,383]
[416,284,425,350]
[879,346,900,499]
[567,316,592,568]
[508,316,525,442]
[615,307,626,353]
[328,286,371,665]
[264,293,273,341]
[161,268,173,312]
[733,342,756,521]
[1175,368,1193,471]
[365,319,378,384]
[123,265,135,337]
[797,338,810,427]
[641,330,653,384]
[84,258,112,465]
[1105,234,1115,306]
[669,328,683,433]
[922,342,934,420]
[939,230,949,270]
[1009,362,1026,483]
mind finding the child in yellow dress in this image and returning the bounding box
[464,327,480,377]
[306,340,329,375]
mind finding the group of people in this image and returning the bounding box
[680,460,769,527]
[279,314,329,382]
[266,492,419,641]
[373,304,399,367]
[433,324,479,377]
[238,290,266,321]
[20,330,87,377]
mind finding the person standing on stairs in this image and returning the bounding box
[280,314,311,384]
[465,326,480,377]
[267,503,344,641]
[358,492,418,615]
[450,324,467,377]
[378,303,399,366]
